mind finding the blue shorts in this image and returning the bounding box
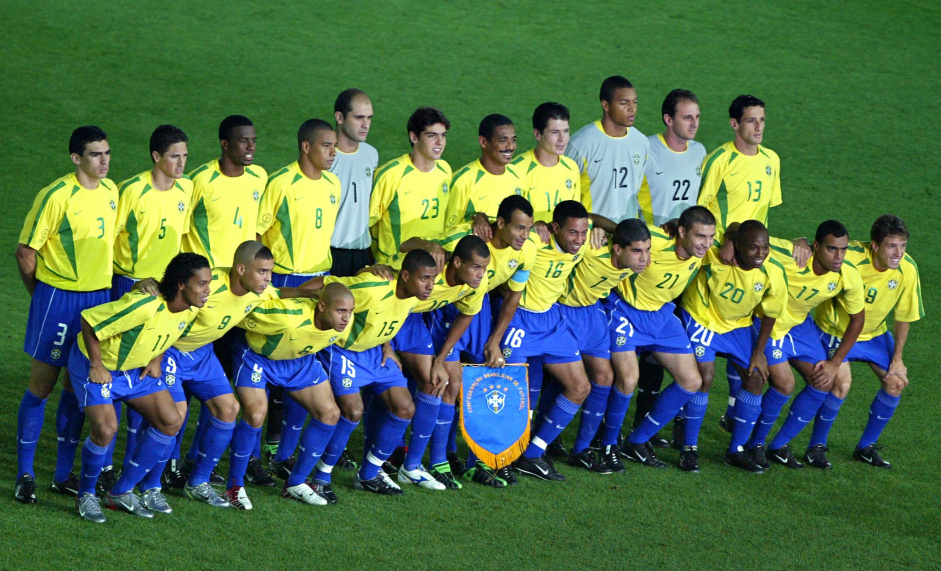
[318,345,407,397]
[559,302,610,359]
[68,344,168,409]
[162,345,233,403]
[110,274,139,301]
[431,293,494,363]
[820,331,895,371]
[604,294,691,354]
[24,281,110,367]
[232,342,326,391]
[271,271,329,288]
[392,312,435,355]
[500,305,581,365]
[682,310,756,369]
[764,316,828,366]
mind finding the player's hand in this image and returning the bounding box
[660,220,678,238]
[430,356,450,397]
[886,356,909,385]
[381,343,402,371]
[533,222,552,245]
[719,238,738,266]
[143,356,163,379]
[747,350,769,383]
[472,213,493,242]
[791,238,811,268]
[426,243,447,275]
[590,227,608,249]
[483,339,506,368]
[809,359,839,390]
[133,278,160,296]
[363,264,395,281]
[89,363,111,385]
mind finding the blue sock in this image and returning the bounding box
[524,394,580,458]
[858,389,900,449]
[54,389,84,482]
[122,408,145,473]
[747,387,790,448]
[600,388,633,446]
[446,408,459,454]
[228,421,262,488]
[572,384,611,454]
[252,429,263,459]
[809,394,845,447]
[103,402,122,468]
[528,360,545,412]
[729,389,762,452]
[189,415,235,486]
[275,395,308,462]
[313,416,359,484]
[404,391,441,470]
[138,448,171,492]
[535,378,560,434]
[628,382,694,444]
[78,438,109,496]
[170,406,188,462]
[362,394,383,446]
[768,386,828,450]
[359,410,409,481]
[466,451,478,466]
[287,417,336,487]
[429,402,455,466]
[725,364,742,419]
[185,405,211,462]
[112,426,175,496]
[682,392,709,447]
[16,390,47,478]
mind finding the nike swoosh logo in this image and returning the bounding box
[655,171,665,175]
[295,197,304,201]
[728,172,740,177]
[376,449,388,456]
[797,416,808,422]
[73,211,83,215]
[419,434,431,438]
[211,197,222,202]
[291,425,304,430]
[130,461,140,467]
[533,463,549,475]
[876,415,892,420]
[403,191,413,195]
[593,159,603,164]
[140,209,150,215]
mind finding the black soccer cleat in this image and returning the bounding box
[725,450,765,473]
[648,434,671,449]
[545,438,568,459]
[245,457,276,487]
[496,466,518,486]
[601,445,626,474]
[853,444,892,469]
[671,416,686,451]
[14,474,37,504]
[337,449,359,471]
[620,441,667,468]
[447,451,466,477]
[270,456,296,480]
[50,471,80,496]
[97,466,116,495]
[311,481,339,504]
[568,449,613,475]
[804,444,832,469]
[769,444,804,469]
[749,445,770,470]
[678,445,700,473]
[718,414,733,434]
[161,464,187,489]
[354,473,404,496]
[514,455,565,481]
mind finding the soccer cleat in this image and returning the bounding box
[805,444,832,469]
[141,488,173,514]
[225,485,253,510]
[854,444,892,468]
[76,492,106,523]
[463,461,508,488]
[184,481,230,508]
[387,447,406,469]
[209,469,226,486]
[337,449,359,471]
[648,434,671,449]
[354,473,404,496]
[311,482,338,504]
[545,438,568,459]
[398,465,446,490]
[678,445,700,473]
[496,466,518,486]
[282,482,328,506]
[14,474,37,504]
[379,470,402,491]
[769,445,804,469]
[430,462,463,490]
[750,445,770,470]
[671,416,686,450]
[447,451,466,477]
[263,441,280,464]
[514,455,566,481]
[601,445,626,474]
[105,491,155,518]
[245,457,276,487]
[161,464,187,489]
[97,466,116,495]
[270,456,295,480]
[568,449,613,475]
[718,414,733,434]
[725,450,765,473]
[620,441,667,468]
[50,471,80,496]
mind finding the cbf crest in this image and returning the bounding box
[766,165,772,176]
[632,154,640,165]
[178,201,186,213]
[888,280,898,290]
[754,282,765,293]
[507,259,519,269]
[252,190,260,202]
[485,386,506,414]
[365,167,372,178]
[109,200,117,211]
[101,385,111,398]
[827,282,837,292]
[329,194,337,204]
[565,179,573,189]
[441,182,449,195]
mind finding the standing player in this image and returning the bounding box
[14,126,118,504]
[811,215,922,468]
[331,89,379,277]
[69,253,211,523]
[370,107,451,264]
[445,114,525,240]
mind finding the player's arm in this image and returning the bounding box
[80,316,112,384]
[887,320,911,383]
[810,309,865,387]
[14,243,38,296]
[483,289,521,367]
[381,341,402,370]
[399,236,447,274]
[143,352,165,378]
[429,312,474,393]
[748,315,775,382]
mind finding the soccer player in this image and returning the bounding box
[330,88,380,277]
[601,206,715,469]
[226,283,353,508]
[811,215,922,468]
[679,221,787,472]
[370,107,451,264]
[305,250,438,499]
[14,126,118,504]
[747,220,865,469]
[445,114,525,240]
[558,219,651,473]
[69,253,211,523]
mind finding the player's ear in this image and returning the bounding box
[729,118,738,130]
[532,129,541,142]
[71,153,82,166]
[334,110,344,125]
[152,150,161,164]
[317,298,326,313]
[408,131,419,146]
[300,140,310,154]
[478,135,487,149]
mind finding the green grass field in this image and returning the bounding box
[2,1,940,568]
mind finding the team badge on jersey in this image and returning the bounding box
[252,191,260,202]
[51,348,61,360]
[828,347,837,358]
[566,179,573,189]
[766,166,772,176]
[502,348,512,358]
[178,321,187,330]
[330,194,337,204]
[101,385,111,398]
[508,259,518,269]
[441,182,449,195]
[620,273,628,280]
[342,377,353,388]
[178,201,186,213]
[251,370,262,383]
[695,346,706,357]
[689,263,696,270]
[616,336,627,347]
[827,282,837,292]
[365,167,372,178]
[632,154,640,165]
[514,187,522,196]
[754,283,765,293]
[888,280,898,290]
[329,336,338,343]
[109,200,117,211]
[696,166,702,176]
[772,349,783,360]
[165,374,176,386]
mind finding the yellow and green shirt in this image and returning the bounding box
[445,159,524,230]
[616,226,703,311]
[242,298,346,360]
[512,148,580,224]
[559,242,634,308]
[520,234,586,312]
[323,273,419,351]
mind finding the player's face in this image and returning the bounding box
[454,253,490,289]
[337,98,373,143]
[731,106,765,147]
[410,123,447,162]
[403,265,437,301]
[320,296,354,332]
[179,267,212,308]
[602,87,638,128]
[552,217,589,254]
[305,129,337,171]
[677,222,715,258]
[737,230,770,270]
[614,239,651,273]
[535,118,570,156]
[238,257,274,294]
[73,140,111,181]
[666,100,700,141]
[222,125,257,166]
[814,234,849,273]
[872,234,907,270]
[154,142,188,180]
[481,124,517,166]
[496,209,534,250]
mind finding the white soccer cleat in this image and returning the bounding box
[397,465,446,490]
[281,482,328,506]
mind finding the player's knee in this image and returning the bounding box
[341,404,363,423]
[93,421,118,445]
[319,405,341,426]
[567,378,591,404]
[391,399,415,420]
[244,406,267,428]
[884,375,907,395]
[593,367,614,387]
[219,398,240,423]
[700,371,715,392]
[831,378,852,399]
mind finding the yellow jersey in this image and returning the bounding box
[242,298,346,360]
[445,159,524,230]
[511,149,580,224]
[616,226,704,311]
[558,242,634,308]
[323,273,419,351]
[520,234,586,312]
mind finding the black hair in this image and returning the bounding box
[612,218,651,248]
[532,102,570,132]
[453,235,491,263]
[497,194,534,223]
[407,107,450,144]
[69,125,107,156]
[297,118,334,150]
[679,205,716,231]
[478,113,514,139]
[600,75,634,103]
[815,220,849,244]
[870,214,910,244]
[401,249,438,274]
[218,115,254,141]
[552,200,589,227]
[729,95,765,122]
[159,253,209,302]
[661,89,698,123]
[334,88,368,116]
[150,124,188,159]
